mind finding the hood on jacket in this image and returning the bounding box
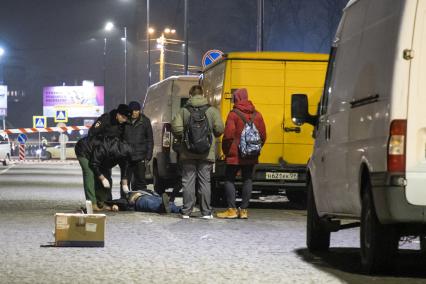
[187,94,208,107]
[233,88,255,113]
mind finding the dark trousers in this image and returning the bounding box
[122,160,147,198]
[135,195,180,213]
[224,164,254,209]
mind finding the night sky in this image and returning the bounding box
[0,0,348,128]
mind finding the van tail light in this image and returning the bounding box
[387,119,407,173]
[162,123,171,153]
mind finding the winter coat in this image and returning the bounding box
[75,109,124,159]
[222,88,267,165]
[89,110,125,139]
[90,137,133,178]
[123,113,154,162]
[171,94,224,162]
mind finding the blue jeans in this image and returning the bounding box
[135,195,180,213]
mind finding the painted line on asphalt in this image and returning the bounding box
[0,164,16,175]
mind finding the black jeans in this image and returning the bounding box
[121,160,147,198]
[224,164,254,209]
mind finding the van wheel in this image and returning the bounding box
[360,184,398,274]
[45,151,52,160]
[306,180,330,251]
[153,163,166,195]
[286,189,307,209]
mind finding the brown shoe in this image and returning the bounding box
[92,204,102,212]
[216,208,238,219]
[239,208,248,219]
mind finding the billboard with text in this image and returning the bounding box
[0,85,7,116]
[43,86,104,118]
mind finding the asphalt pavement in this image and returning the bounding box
[1,162,426,284]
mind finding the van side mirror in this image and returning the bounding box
[291,94,318,127]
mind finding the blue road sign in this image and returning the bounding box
[202,50,223,68]
[55,110,68,123]
[17,134,28,145]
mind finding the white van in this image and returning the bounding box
[292,0,426,274]
[0,133,11,166]
[143,75,199,192]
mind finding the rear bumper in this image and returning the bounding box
[213,161,307,190]
[370,172,426,224]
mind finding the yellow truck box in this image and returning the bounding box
[202,51,328,204]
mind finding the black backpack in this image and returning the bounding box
[183,105,212,154]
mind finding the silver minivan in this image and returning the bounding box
[143,75,199,192]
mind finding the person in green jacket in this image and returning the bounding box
[171,85,224,219]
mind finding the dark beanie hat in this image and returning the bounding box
[128,101,141,111]
[116,104,131,117]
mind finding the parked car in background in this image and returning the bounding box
[42,144,77,160]
[0,133,11,166]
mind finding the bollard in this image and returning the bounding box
[19,144,25,161]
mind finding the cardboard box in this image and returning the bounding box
[55,213,106,247]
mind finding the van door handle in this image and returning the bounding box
[325,124,331,140]
[284,127,301,133]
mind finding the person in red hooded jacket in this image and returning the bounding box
[216,88,266,219]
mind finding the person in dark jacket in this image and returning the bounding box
[75,104,131,211]
[123,101,154,196]
[216,88,266,219]
[90,136,133,207]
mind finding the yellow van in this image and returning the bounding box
[202,51,328,205]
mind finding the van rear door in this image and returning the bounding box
[406,0,426,205]
[229,59,286,164]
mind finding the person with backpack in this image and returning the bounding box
[171,85,224,219]
[216,88,266,219]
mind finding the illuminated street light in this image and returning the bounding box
[148,27,155,35]
[104,21,114,31]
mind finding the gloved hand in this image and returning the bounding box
[101,178,111,189]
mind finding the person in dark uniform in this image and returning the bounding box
[75,104,131,211]
[123,101,154,196]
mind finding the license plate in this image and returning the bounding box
[265,172,298,180]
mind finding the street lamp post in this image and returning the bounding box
[0,47,5,131]
[0,47,4,84]
[124,26,127,104]
[104,22,114,98]
[155,28,176,82]
[104,21,128,104]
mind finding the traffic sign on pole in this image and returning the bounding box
[17,133,28,145]
[202,49,223,68]
[33,116,47,128]
[54,110,68,123]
